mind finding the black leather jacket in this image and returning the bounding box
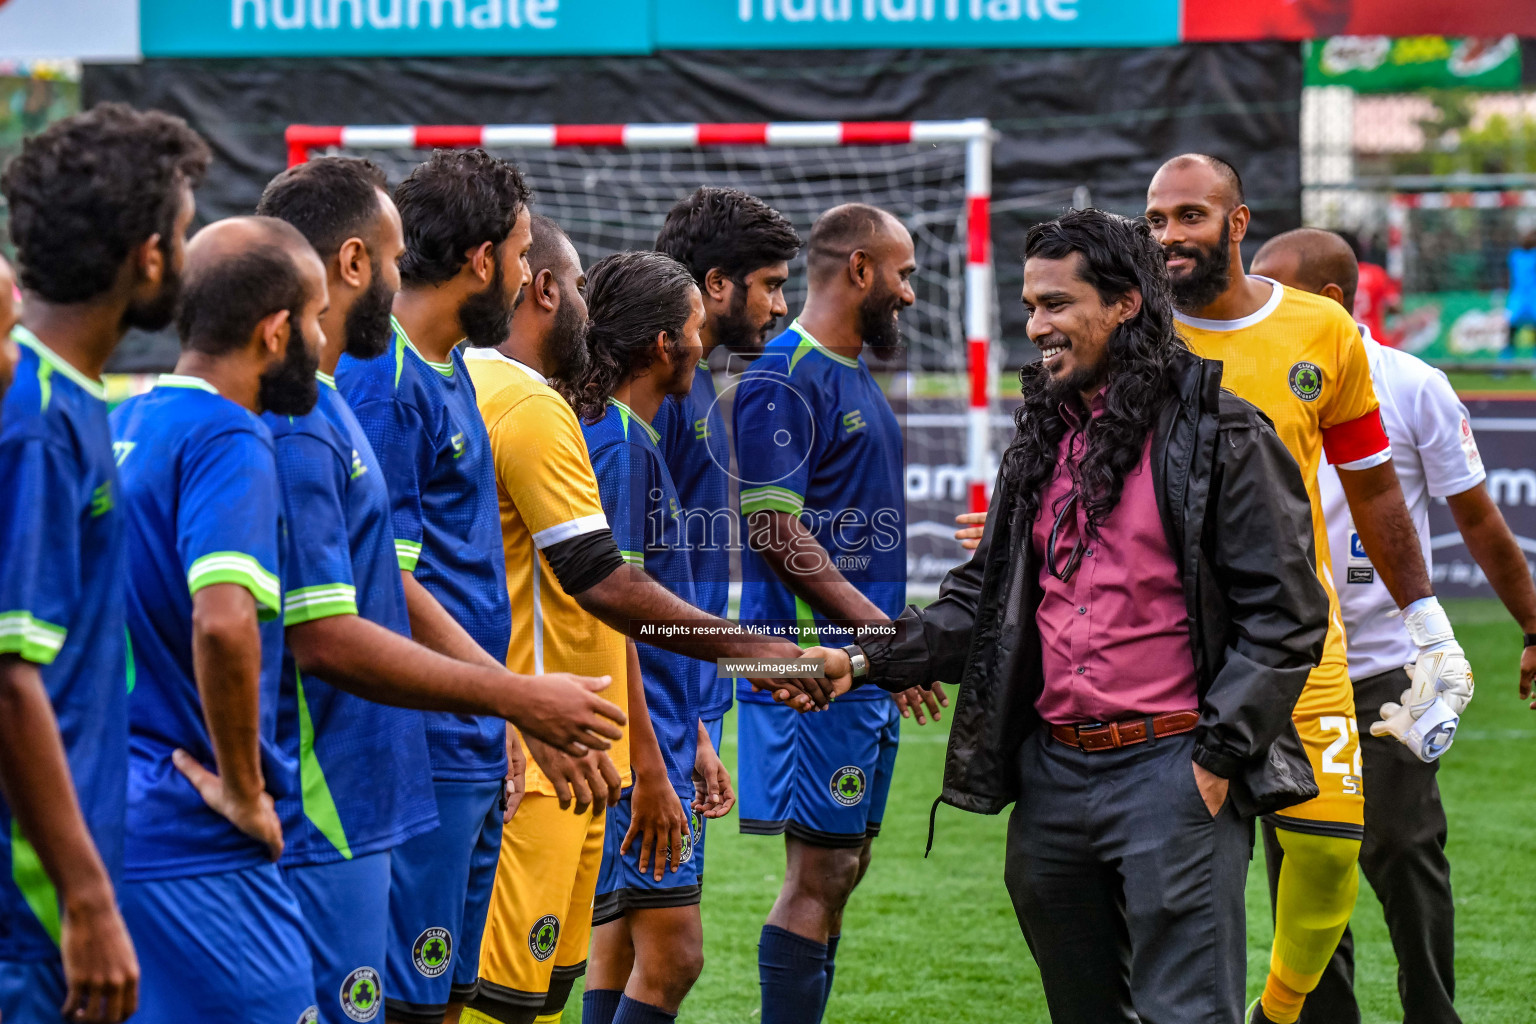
[860,349,1329,822]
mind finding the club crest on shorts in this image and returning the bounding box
[412,927,451,978]
[298,1008,319,1024]
[681,811,700,864]
[831,765,866,807]
[1288,361,1323,402]
[339,967,382,1022]
[529,914,560,962]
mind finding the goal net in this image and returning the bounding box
[287,120,1000,595]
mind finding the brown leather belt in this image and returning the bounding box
[1049,710,1200,752]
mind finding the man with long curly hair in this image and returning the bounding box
[801,209,1331,1022]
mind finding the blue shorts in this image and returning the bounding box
[386,777,503,1022]
[0,957,65,1023]
[121,864,316,1024]
[592,785,702,927]
[285,851,391,1024]
[738,695,900,848]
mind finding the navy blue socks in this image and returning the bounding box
[582,988,623,1024]
[822,933,842,1015]
[759,924,830,1024]
[611,996,677,1023]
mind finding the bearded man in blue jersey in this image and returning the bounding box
[112,216,329,1022]
[654,188,799,765]
[733,204,946,1024]
[0,104,208,1024]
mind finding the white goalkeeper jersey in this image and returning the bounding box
[1319,326,1486,681]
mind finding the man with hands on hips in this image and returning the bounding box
[776,209,1331,1023]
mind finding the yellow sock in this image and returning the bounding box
[1263,829,1361,1024]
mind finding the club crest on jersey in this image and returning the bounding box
[298,1008,319,1024]
[339,967,381,1022]
[1288,361,1323,402]
[831,765,866,807]
[529,915,560,962]
[412,927,451,977]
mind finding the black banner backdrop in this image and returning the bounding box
[84,43,1302,372]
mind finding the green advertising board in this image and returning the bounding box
[1400,289,1536,364]
[1305,36,1522,93]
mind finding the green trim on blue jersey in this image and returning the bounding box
[618,549,645,567]
[607,397,661,444]
[394,539,422,572]
[36,361,53,413]
[738,484,805,516]
[282,583,359,626]
[390,316,454,379]
[295,671,354,860]
[10,325,108,401]
[316,370,337,390]
[787,319,859,369]
[10,821,61,945]
[124,628,136,695]
[186,551,281,621]
[793,595,821,649]
[0,610,67,665]
[154,373,220,394]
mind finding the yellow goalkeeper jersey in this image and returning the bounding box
[1176,278,1391,716]
[466,348,631,793]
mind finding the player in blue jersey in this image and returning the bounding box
[257,161,623,1024]
[333,149,533,1024]
[0,254,17,395]
[564,252,716,1024]
[111,217,328,1021]
[0,105,207,1024]
[733,204,945,1024]
[654,187,800,762]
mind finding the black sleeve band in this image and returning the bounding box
[544,528,627,596]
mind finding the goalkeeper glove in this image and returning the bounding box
[1369,596,1473,762]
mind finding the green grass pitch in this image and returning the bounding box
[559,598,1536,1021]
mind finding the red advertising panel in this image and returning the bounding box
[1184,0,1536,42]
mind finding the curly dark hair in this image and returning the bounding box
[394,149,532,287]
[1004,209,1185,536]
[561,251,698,424]
[656,187,801,285]
[256,156,389,257]
[1,103,209,304]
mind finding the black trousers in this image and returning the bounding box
[1005,729,1252,1024]
[1263,667,1459,1024]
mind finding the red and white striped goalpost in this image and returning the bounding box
[287,118,997,513]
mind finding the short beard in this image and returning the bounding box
[1167,219,1232,313]
[343,262,396,360]
[545,297,590,382]
[121,258,182,333]
[258,319,320,416]
[714,286,777,355]
[858,279,904,360]
[458,253,515,349]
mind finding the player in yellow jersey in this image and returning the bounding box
[1145,155,1473,1024]
[464,217,814,1024]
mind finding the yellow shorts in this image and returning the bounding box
[1268,672,1365,838]
[471,793,605,1021]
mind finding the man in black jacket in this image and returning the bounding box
[783,210,1330,1023]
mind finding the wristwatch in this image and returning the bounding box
[1525,633,1536,649]
[843,645,869,679]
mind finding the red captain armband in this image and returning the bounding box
[1322,408,1390,468]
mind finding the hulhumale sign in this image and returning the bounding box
[139,0,1179,56]
[655,0,1179,48]
[140,0,652,56]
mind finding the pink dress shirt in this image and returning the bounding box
[1032,396,1200,726]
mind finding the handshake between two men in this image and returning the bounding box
[742,646,949,725]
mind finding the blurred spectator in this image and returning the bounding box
[1339,231,1402,347]
[1509,230,1536,354]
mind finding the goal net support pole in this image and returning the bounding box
[287,119,997,514]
